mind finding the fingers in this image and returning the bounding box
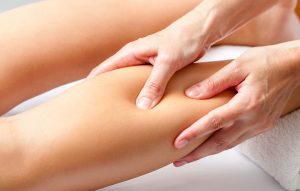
[136,55,176,109]
[87,37,179,110]
[185,60,246,99]
[87,41,157,79]
[174,96,242,149]
[174,127,255,167]
[174,122,246,167]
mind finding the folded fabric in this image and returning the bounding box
[238,108,300,191]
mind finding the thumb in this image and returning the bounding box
[87,41,156,79]
[186,60,246,99]
[136,56,176,109]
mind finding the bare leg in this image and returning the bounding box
[0,0,299,114]
[0,60,299,191]
[0,0,200,114]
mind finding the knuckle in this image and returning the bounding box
[145,81,162,95]
[159,52,177,64]
[204,78,218,92]
[192,82,202,91]
[188,129,200,140]
[209,114,223,131]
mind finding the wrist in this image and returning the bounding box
[182,0,244,47]
[273,41,300,86]
[267,41,300,87]
[167,4,215,50]
[192,5,219,48]
[191,0,280,45]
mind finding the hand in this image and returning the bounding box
[87,11,210,109]
[87,0,279,110]
[173,42,300,167]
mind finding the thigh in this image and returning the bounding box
[0,0,201,114]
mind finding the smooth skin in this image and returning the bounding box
[0,0,298,115]
[0,0,201,114]
[0,0,299,190]
[1,61,300,191]
[87,0,300,166]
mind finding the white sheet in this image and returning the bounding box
[3,45,286,191]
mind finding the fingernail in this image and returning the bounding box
[176,139,189,149]
[186,87,201,98]
[174,160,188,167]
[137,97,153,110]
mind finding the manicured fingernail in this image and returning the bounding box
[174,160,188,167]
[137,97,153,110]
[186,87,201,98]
[176,139,189,149]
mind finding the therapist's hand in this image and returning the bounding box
[87,0,280,110]
[174,42,300,167]
[87,16,210,109]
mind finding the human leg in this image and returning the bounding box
[0,60,299,190]
[0,0,298,114]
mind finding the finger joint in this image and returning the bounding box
[145,81,162,94]
[209,115,223,131]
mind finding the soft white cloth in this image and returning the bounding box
[238,109,300,191]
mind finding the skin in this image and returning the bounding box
[0,61,300,191]
[0,0,200,114]
[0,0,299,190]
[88,0,291,109]
[0,0,298,115]
[175,41,300,166]
[87,0,300,165]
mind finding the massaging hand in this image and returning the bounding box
[87,0,279,109]
[173,42,300,167]
[87,12,209,109]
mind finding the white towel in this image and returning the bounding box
[238,109,300,191]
